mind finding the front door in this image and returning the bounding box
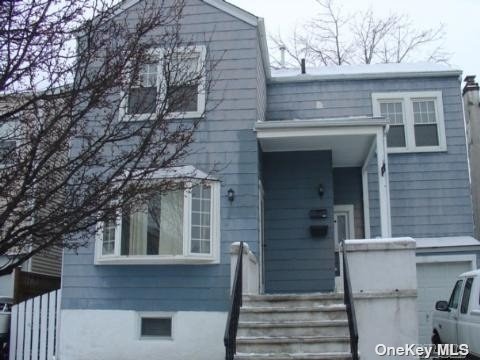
[262,151,335,294]
[333,205,354,291]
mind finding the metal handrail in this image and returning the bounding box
[341,241,359,360]
[224,241,244,360]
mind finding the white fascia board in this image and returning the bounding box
[257,18,271,79]
[269,70,463,84]
[104,0,258,27]
[255,116,388,131]
[202,0,258,26]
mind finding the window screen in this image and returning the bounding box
[141,317,172,337]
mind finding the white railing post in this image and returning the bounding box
[230,242,259,295]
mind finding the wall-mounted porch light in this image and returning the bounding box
[227,188,235,202]
[318,184,324,198]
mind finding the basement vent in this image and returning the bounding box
[140,317,172,338]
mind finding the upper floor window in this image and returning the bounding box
[121,46,206,121]
[95,169,220,265]
[372,91,447,153]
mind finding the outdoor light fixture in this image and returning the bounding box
[318,184,324,198]
[227,188,235,202]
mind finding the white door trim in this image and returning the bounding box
[334,205,355,244]
[334,204,355,292]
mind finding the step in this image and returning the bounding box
[234,352,353,360]
[243,293,344,308]
[239,305,347,322]
[236,336,351,354]
[238,320,349,337]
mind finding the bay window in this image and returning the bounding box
[96,180,220,264]
[372,91,446,153]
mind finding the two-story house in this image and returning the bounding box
[58,1,480,359]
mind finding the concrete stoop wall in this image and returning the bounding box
[345,238,419,360]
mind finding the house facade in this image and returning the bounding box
[59,1,478,359]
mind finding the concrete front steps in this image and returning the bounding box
[234,293,352,360]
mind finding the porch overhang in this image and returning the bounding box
[254,116,388,167]
[255,116,392,238]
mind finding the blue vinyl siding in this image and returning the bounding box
[262,151,335,293]
[267,76,474,239]
[61,0,264,312]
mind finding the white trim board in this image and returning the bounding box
[416,254,477,270]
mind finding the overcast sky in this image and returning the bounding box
[229,0,480,80]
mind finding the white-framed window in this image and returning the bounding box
[372,91,447,153]
[119,46,206,121]
[95,179,220,265]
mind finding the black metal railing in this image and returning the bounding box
[341,241,359,360]
[224,241,244,360]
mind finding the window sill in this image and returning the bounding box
[95,255,219,265]
[120,111,204,122]
[387,145,447,154]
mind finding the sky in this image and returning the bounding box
[229,0,480,79]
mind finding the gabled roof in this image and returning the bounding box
[117,0,258,26]
[108,0,271,78]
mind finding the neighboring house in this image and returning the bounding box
[58,1,480,359]
[0,99,62,301]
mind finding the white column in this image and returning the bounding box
[376,128,392,238]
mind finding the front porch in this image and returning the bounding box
[255,116,392,293]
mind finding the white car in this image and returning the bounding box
[432,269,480,357]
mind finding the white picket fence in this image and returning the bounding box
[9,290,61,360]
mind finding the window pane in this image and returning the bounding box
[127,63,158,115]
[167,53,200,113]
[127,87,157,114]
[449,280,463,309]
[380,101,403,125]
[167,84,198,112]
[141,318,172,337]
[461,278,474,314]
[413,100,437,124]
[102,219,116,255]
[0,140,16,164]
[158,191,184,256]
[387,125,406,148]
[414,124,439,147]
[191,184,212,254]
[120,191,184,256]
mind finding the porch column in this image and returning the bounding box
[376,127,392,237]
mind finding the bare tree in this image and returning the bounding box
[0,0,217,275]
[270,0,449,67]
